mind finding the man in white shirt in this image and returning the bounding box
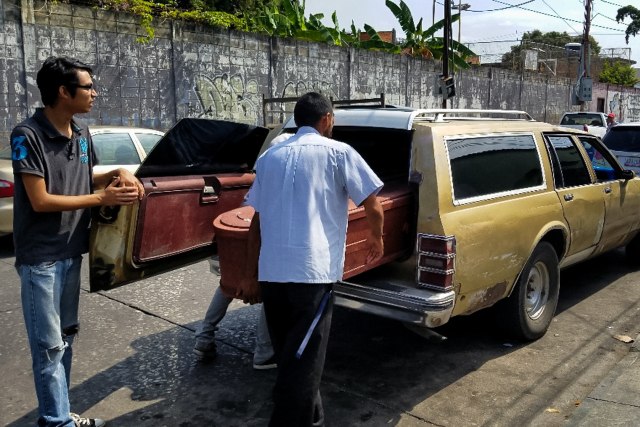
[244,92,384,426]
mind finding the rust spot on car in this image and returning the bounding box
[463,281,508,314]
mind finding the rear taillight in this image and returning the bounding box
[0,179,14,198]
[416,233,456,291]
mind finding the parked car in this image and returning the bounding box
[0,126,164,236]
[90,126,164,175]
[602,122,640,174]
[89,109,640,342]
[559,112,607,138]
[0,147,13,236]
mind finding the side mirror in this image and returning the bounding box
[620,169,635,180]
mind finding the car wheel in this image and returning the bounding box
[625,233,640,265]
[504,242,559,341]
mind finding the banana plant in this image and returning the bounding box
[385,0,475,68]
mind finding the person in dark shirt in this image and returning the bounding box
[11,56,144,427]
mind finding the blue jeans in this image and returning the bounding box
[18,256,82,427]
[195,286,274,364]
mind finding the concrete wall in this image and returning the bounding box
[2,0,640,144]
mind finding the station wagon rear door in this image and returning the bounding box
[89,118,268,292]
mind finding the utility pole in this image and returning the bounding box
[576,0,593,109]
[452,1,471,48]
[441,0,452,108]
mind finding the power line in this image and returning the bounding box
[599,0,624,7]
[487,0,624,32]
[434,0,536,13]
[540,0,581,34]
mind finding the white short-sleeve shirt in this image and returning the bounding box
[245,126,383,283]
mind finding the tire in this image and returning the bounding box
[625,233,640,266]
[503,242,560,341]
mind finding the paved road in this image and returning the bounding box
[1,235,639,426]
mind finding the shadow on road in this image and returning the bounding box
[5,244,639,426]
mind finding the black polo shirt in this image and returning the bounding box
[11,108,96,265]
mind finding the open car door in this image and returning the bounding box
[89,118,268,291]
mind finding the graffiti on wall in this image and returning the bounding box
[260,80,340,127]
[190,73,260,124]
[281,81,338,100]
[608,92,640,123]
[609,93,621,118]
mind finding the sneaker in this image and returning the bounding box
[253,356,278,370]
[193,341,217,362]
[70,412,106,427]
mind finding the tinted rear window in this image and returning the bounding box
[602,126,640,152]
[447,134,543,200]
[561,113,603,127]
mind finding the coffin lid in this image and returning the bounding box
[214,206,255,232]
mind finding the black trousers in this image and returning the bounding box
[260,282,334,427]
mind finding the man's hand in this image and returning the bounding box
[93,167,145,200]
[361,192,385,264]
[366,230,384,264]
[100,177,141,206]
[114,168,145,199]
[236,277,261,304]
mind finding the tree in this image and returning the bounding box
[501,30,601,71]
[177,0,282,14]
[246,0,398,50]
[384,0,475,68]
[616,5,640,43]
[598,60,639,86]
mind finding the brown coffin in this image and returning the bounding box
[213,182,414,297]
[213,206,257,298]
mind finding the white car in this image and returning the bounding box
[0,126,164,236]
[559,112,607,138]
[602,122,640,174]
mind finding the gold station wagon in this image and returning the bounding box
[90,108,640,341]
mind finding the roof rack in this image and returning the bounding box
[414,109,535,122]
[262,93,387,127]
[331,93,386,108]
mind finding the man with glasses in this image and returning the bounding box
[10,56,144,427]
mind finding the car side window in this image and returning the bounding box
[578,136,616,182]
[546,135,591,188]
[92,133,140,165]
[136,132,163,156]
[446,134,544,201]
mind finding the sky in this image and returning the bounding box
[303,0,640,66]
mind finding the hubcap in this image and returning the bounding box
[524,260,549,320]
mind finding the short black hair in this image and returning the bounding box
[293,92,333,128]
[36,56,93,107]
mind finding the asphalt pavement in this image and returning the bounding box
[566,333,639,427]
[1,233,639,426]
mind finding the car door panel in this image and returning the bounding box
[576,135,640,254]
[132,173,253,263]
[90,118,268,292]
[556,185,605,258]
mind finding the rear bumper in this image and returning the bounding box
[334,280,455,328]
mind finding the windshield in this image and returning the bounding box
[602,127,640,152]
[560,113,604,127]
